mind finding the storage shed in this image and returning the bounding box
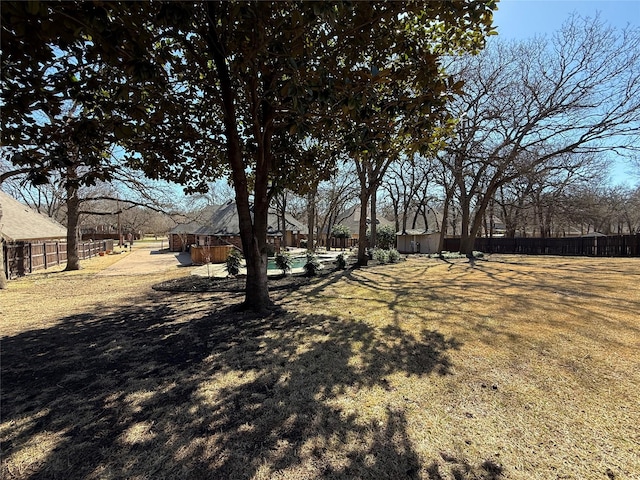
[396,230,440,254]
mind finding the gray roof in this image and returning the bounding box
[169,201,306,236]
[0,190,67,242]
[168,220,218,236]
[329,203,394,235]
[397,229,439,236]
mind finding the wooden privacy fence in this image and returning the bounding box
[190,245,234,265]
[3,239,114,280]
[443,234,640,257]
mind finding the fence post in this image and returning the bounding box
[3,243,7,280]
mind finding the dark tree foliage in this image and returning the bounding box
[2,1,496,309]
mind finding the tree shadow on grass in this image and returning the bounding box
[1,288,503,479]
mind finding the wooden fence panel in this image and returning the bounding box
[30,243,46,271]
[443,237,460,252]
[3,239,113,280]
[443,234,640,257]
[191,245,234,265]
[4,242,28,279]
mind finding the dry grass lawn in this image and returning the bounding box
[1,253,638,479]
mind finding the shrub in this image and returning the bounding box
[377,225,397,249]
[275,252,293,275]
[388,248,401,263]
[373,248,389,264]
[429,251,485,260]
[299,239,307,248]
[335,253,347,270]
[303,253,322,276]
[265,243,276,257]
[331,224,351,239]
[366,225,397,250]
[225,249,243,276]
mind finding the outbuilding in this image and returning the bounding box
[168,201,306,256]
[1,190,68,279]
[396,230,440,254]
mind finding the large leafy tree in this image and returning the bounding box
[2,1,496,310]
[1,2,133,269]
[108,1,495,309]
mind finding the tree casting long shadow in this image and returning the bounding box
[1,288,504,479]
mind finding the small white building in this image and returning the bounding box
[396,230,440,254]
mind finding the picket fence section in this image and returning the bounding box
[3,239,114,280]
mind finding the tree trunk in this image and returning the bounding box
[483,208,489,237]
[458,203,472,256]
[393,199,400,233]
[325,211,336,252]
[460,187,498,257]
[438,189,453,252]
[411,207,420,230]
[370,186,377,249]
[207,10,272,312]
[234,164,271,312]
[306,189,315,252]
[461,201,485,255]
[64,168,81,271]
[241,224,271,311]
[357,194,369,265]
[420,205,429,232]
[429,205,440,232]
[459,234,476,256]
[488,198,495,238]
[279,192,287,249]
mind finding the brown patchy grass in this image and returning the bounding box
[0,247,186,337]
[1,254,639,479]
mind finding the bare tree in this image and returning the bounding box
[383,154,437,234]
[563,183,640,235]
[494,151,604,238]
[621,185,640,234]
[441,14,640,255]
[314,164,358,251]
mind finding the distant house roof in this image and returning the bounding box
[168,220,218,236]
[0,190,67,242]
[327,204,394,236]
[396,229,440,236]
[169,201,306,236]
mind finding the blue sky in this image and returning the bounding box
[493,0,639,39]
[493,0,639,186]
